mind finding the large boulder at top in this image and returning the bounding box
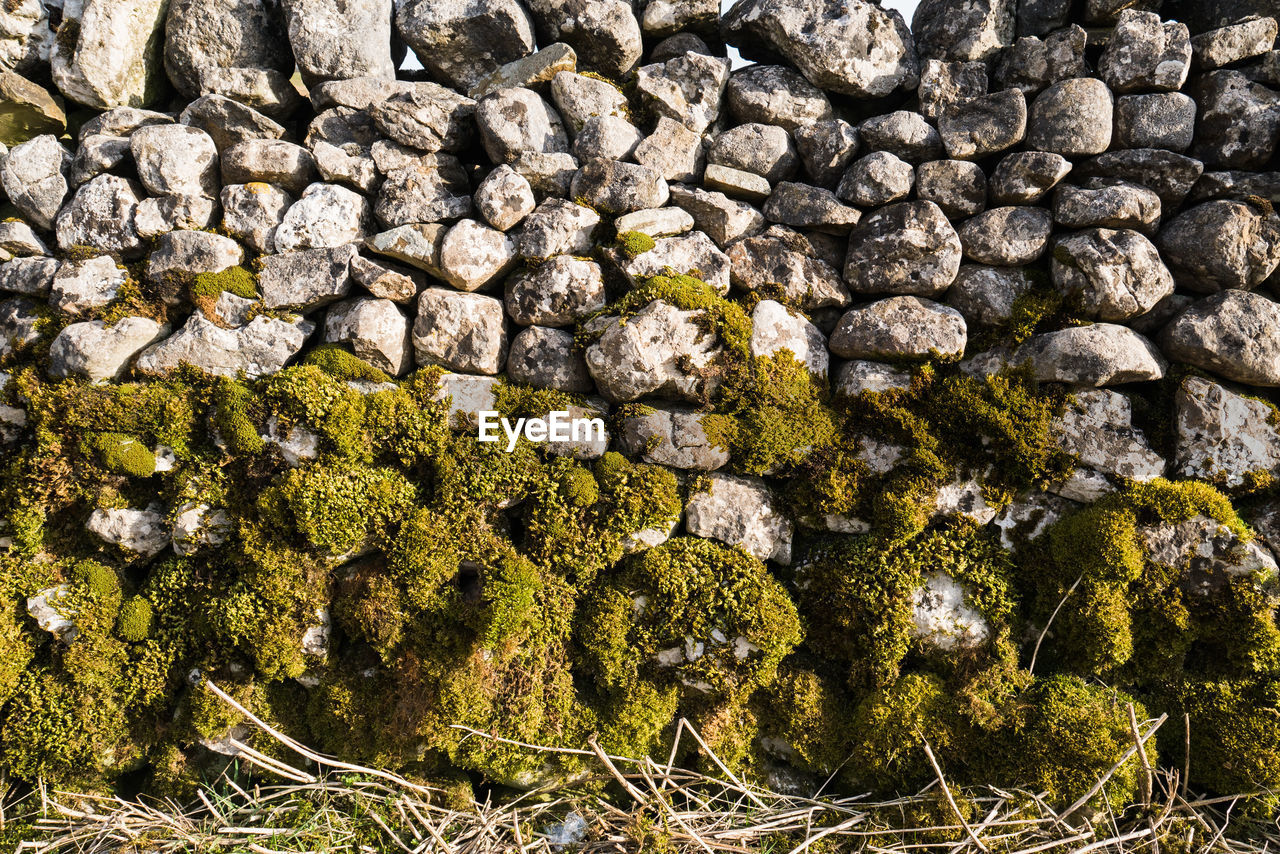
[282,0,395,85]
[163,0,291,97]
[395,0,536,92]
[1158,200,1280,293]
[524,0,642,78]
[1097,10,1190,94]
[1162,291,1280,387]
[722,0,920,99]
[0,0,53,76]
[912,0,1015,62]
[50,0,169,108]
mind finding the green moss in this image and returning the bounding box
[616,230,656,259]
[212,377,265,455]
[117,596,153,642]
[264,365,370,460]
[846,673,962,793]
[301,344,392,384]
[84,432,157,477]
[1176,679,1280,815]
[191,266,257,301]
[754,666,855,775]
[258,463,417,556]
[561,466,599,506]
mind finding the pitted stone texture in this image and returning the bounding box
[573,115,644,163]
[2,135,68,230]
[163,0,291,98]
[412,288,509,374]
[669,185,766,248]
[506,325,593,392]
[617,230,731,295]
[474,165,537,231]
[1098,10,1192,93]
[615,207,695,237]
[87,508,169,557]
[437,219,518,292]
[634,116,705,183]
[918,59,989,120]
[728,229,848,310]
[221,183,291,254]
[1055,389,1165,482]
[1176,375,1280,488]
[794,119,860,187]
[136,312,314,379]
[350,255,422,304]
[915,160,986,218]
[516,198,600,260]
[725,65,832,130]
[49,255,126,315]
[1163,291,1280,386]
[761,182,860,233]
[1192,16,1278,69]
[1158,200,1280,293]
[937,89,1026,159]
[221,139,316,195]
[992,26,1087,95]
[197,68,303,118]
[273,183,370,252]
[476,87,570,164]
[367,84,478,153]
[1018,323,1166,386]
[394,0,535,92]
[709,123,798,184]
[619,406,729,470]
[323,297,412,375]
[723,0,920,99]
[54,174,145,257]
[0,257,58,296]
[859,111,941,164]
[912,0,1014,63]
[635,50,731,134]
[585,300,724,402]
[179,94,286,150]
[829,296,967,361]
[549,71,629,138]
[282,0,395,85]
[134,195,219,240]
[0,0,52,77]
[910,572,991,651]
[468,42,578,99]
[1053,181,1162,232]
[989,150,1071,204]
[836,151,914,208]
[1052,228,1174,321]
[525,0,642,79]
[844,201,962,298]
[835,360,914,397]
[1141,514,1278,589]
[69,134,130,188]
[946,265,1034,327]
[750,299,828,377]
[1075,149,1204,209]
[131,124,219,197]
[374,157,473,228]
[1027,78,1114,157]
[1190,71,1280,170]
[258,245,355,311]
[49,317,167,382]
[147,230,243,288]
[570,158,668,215]
[959,206,1051,266]
[685,473,793,564]
[1114,93,1196,152]
[51,0,168,109]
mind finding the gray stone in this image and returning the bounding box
[1141,513,1278,588]
[1,134,67,229]
[51,0,167,109]
[468,42,579,100]
[686,473,793,563]
[750,298,828,377]
[918,59,989,120]
[323,297,412,375]
[946,265,1035,326]
[725,65,832,130]
[163,0,290,98]
[702,164,771,201]
[1176,374,1280,487]
[364,223,448,276]
[1192,16,1278,69]
[616,230,731,294]
[635,50,731,134]
[1158,200,1280,292]
[727,228,849,309]
[282,0,395,85]
[221,182,291,253]
[258,244,355,311]
[572,115,643,163]
[1027,78,1114,156]
[0,71,66,143]
[641,0,717,37]
[505,255,605,326]
[49,255,126,315]
[0,221,46,258]
[87,507,170,557]
[549,71,628,138]
[959,206,1052,265]
[793,118,859,188]
[761,182,860,233]
[834,360,914,396]
[1162,291,1280,385]
[1054,389,1165,482]
[179,95,286,151]
[197,67,303,118]
[272,183,370,252]
[915,159,986,218]
[938,89,1026,159]
[49,317,167,381]
[131,124,219,198]
[836,151,913,207]
[1052,228,1174,321]
[912,0,1015,62]
[859,110,942,163]
[476,87,570,166]
[506,325,593,391]
[136,311,314,379]
[633,116,704,183]
[54,175,145,257]
[68,134,131,187]
[368,83,477,153]
[988,150,1071,204]
[475,165,537,231]
[585,298,724,402]
[723,0,919,98]
[1075,149,1205,208]
[614,206,695,237]
[829,296,967,361]
[709,123,798,183]
[134,195,219,240]
[432,372,499,430]
[619,405,728,470]
[525,0,642,78]
[1017,323,1166,385]
[516,198,600,260]
[1053,181,1162,232]
[0,256,57,295]
[668,185,766,247]
[437,219,518,292]
[349,255,422,304]
[147,230,243,288]
[374,158,473,228]
[570,158,668,214]
[413,287,509,374]
[844,201,962,297]
[77,107,172,140]
[1190,71,1280,169]
[310,140,378,194]
[0,0,52,78]
[992,26,1088,95]
[1098,10,1192,92]
[1114,93,1196,151]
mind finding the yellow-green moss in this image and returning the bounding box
[258,463,417,556]
[300,344,391,384]
[191,266,257,301]
[616,230,656,258]
[83,432,156,477]
[117,596,154,642]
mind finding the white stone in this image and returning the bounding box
[910,572,990,651]
[86,507,170,557]
[685,472,793,564]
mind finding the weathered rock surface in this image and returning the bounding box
[1162,291,1280,386]
[685,473,793,564]
[585,299,724,402]
[412,288,509,374]
[1018,323,1167,386]
[844,201,962,297]
[1175,375,1280,488]
[829,296,967,361]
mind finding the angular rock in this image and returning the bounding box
[369,83,477,153]
[633,116,704,183]
[221,182,291,253]
[1141,513,1278,588]
[147,229,243,288]
[1158,200,1280,292]
[437,219,517,292]
[1028,78,1114,156]
[273,183,370,252]
[750,299,828,377]
[49,317,167,381]
[374,158,473,227]
[1162,291,1280,386]
[1052,228,1174,321]
[281,0,394,84]
[615,230,731,294]
[0,0,52,78]
[572,115,643,163]
[570,158,668,215]
[585,299,723,402]
[793,118,859,187]
[703,164,771,201]
[349,255,422,304]
[918,59,988,120]
[1053,181,1162,232]
[525,0,642,78]
[844,201,962,297]
[1,134,68,229]
[1018,323,1166,385]
[915,159,986,218]
[131,124,219,198]
[179,94,286,151]
[136,311,314,379]
[834,360,914,396]
[912,0,1015,62]
[68,133,130,187]
[641,0,717,37]
[549,71,627,138]
[938,89,1026,159]
[54,175,145,256]
[1098,10,1192,92]
[728,229,848,309]
[988,150,1071,204]
[0,256,57,295]
[163,0,290,98]
[51,0,168,109]
[725,65,831,130]
[476,87,570,164]
[506,324,593,392]
[858,111,941,163]
[1075,149,1204,208]
[686,473,792,563]
[516,198,600,260]
[323,297,412,375]
[992,26,1088,95]
[1176,374,1280,487]
[197,67,303,118]
[1114,93,1197,152]
[1190,71,1280,170]
[709,123,797,184]
[829,296,967,361]
[959,206,1052,265]
[836,151,913,207]
[761,182,860,233]
[619,405,728,470]
[468,42,579,100]
[134,194,218,239]
[614,206,695,237]
[364,223,448,276]
[1055,389,1166,482]
[220,139,316,196]
[413,288,508,374]
[258,244,355,310]
[946,265,1035,326]
[1192,16,1278,69]
[0,71,66,143]
[669,185,766,247]
[87,508,169,557]
[49,255,126,314]
[505,255,605,326]
[634,50,730,134]
[475,165,537,231]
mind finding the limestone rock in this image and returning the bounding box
[412,288,509,374]
[829,296,967,361]
[87,507,169,557]
[727,229,848,309]
[1190,71,1280,170]
[585,299,724,402]
[549,71,628,138]
[179,94,286,150]
[946,265,1034,327]
[1098,10,1191,92]
[51,0,168,109]
[958,206,1052,265]
[569,158,668,215]
[476,87,570,164]
[1114,92,1196,151]
[258,244,355,311]
[54,174,145,256]
[1158,200,1280,293]
[1027,78,1114,156]
[1018,323,1166,385]
[373,158,473,227]
[619,405,729,470]
[282,0,395,86]
[915,159,986,218]
[912,0,1014,62]
[131,124,220,198]
[1051,228,1174,321]
[368,83,477,153]
[0,0,52,77]
[1176,374,1280,488]
[634,116,705,183]
[938,88,1026,159]
[1053,181,1162,232]
[910,572,991,651]
[635,50,730,134]
[221,182,291,253]
[844,201,962,297]
[793,118,859,187]
[668,185,766,247]
[136,312,314,378]
[725,65,832,130]
[615,230,731,295]
[147,229,243,289]
[475,164,536,231]
[573,115,643,163]
[0,257,58,296]
[49,255,126,315]
[709,123,798,184]
[505,255,605,326]
[49,317,167,381]
[1,134,68,230]
[988,150,1071,204]
[273,183,370,252]
[516,198,600,260]
[323,297,412,375]
[1162,291,1280,386]
[686,473,793,564]
[505,324,593,391]
[750,299,828,377]
[1191,16,1278,69]
[220,139,316,195]
[836,151,914,208]
[1055,389,1165,482]
[437,219,518,292]
[0,71,66,143]
[395,0,535,92]
[525,0,642,78]
[163,0,290,98]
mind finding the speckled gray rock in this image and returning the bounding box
[54,175,145,257]
[633,116,704,183]
[913,0,1014,62]
[0,0,52,78]
[221,183,291,253]
[163,0,290,98]
[368,84,478,153]
[945,265,1034,326]
[474,165,537,231]
[525,0,642,78]
[750,298,828,377]
[1052,228,1174,321]
[830,296,967,361]
[668,185,767,247]
[1192,16,1278,69]
[685,473,793,563]
[365,223,448,275]
[917,59,988,120]
[68,134,131,187]
[728,228,849,309]
[147,230,243,288]
[836,151,914,207]
[634,50,731,134]
[506,324,593,391]
[1075,149,1204,208]
[1098,10,1192,92]
[0,222,47,259]
[1018,323,1166,385]
[87,507,170,556]
[616,230,732,294]
[2,135,68,230]
[1053,181,1162,232]
[219,139,315,195]
[505,255,605,326]
[619,405,728,470]
[641,0,716,37]
[197,67,303,119]
[723,0,920,99]
[1114,93,1196,151]
[793,119,859,188]
[573,115,643,163]
[394,0,535,92]
[134,194,219,240]
[834,360,914,397]
[938,89,1026,159]
[992,26,1088,95]
[274,183,370,252]
[614,207,695,237]
[475,87,570,165]
[51,0,168,109]
[1162,291,1280,386]
[516,198,600,260]
[374,157,473,227]
[548,71,628,138]
[323,297,412,375]
[916,159,986,218]
[258,244,355,311]
[0,257,58,296]
[137,310,314,379]
[131,124,219,198]
[1175,375,1280,487]
[570,158,668,215]
[585,299,724,402]
[703,164,772,201]
[179,94,286,151]
[412,287,509,374]
[959,206,1052,265]
[859,111,941,163]
[1190,71,1280,169]
[437,219,518,292]
[282,0,394,85]
[709,123,798,183]
[49,317,167,381]
[49,255,125,315]
[725,65,832,130]
[1054,389,1166,482]
[0,297,41,358]
[844,201,962,297]
[1028,78,1114,156]
[761,182,861,232]
[1158,200,1280,292]
[988,150,1071,204]
[349,255,422,303]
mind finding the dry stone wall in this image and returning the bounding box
[3,0,1280,816]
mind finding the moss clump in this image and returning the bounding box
[117,596,153,642]
[212,377,265,455]
[617,230,656,258]
[191,266,256,301]
[754,665,855,775]
[846,673,963,792]
[84,432,156,477]
[1175,679,1280,815]
[301,344,391,384]
[258,464,417,555]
